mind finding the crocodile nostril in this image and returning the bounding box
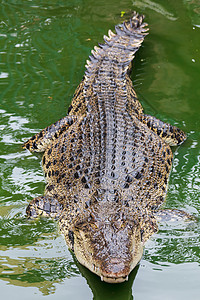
[101,258,129,277]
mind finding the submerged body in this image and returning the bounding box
[23,13,186,283]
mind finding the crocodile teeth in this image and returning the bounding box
[101,275,104,281]
[125,276,129,281]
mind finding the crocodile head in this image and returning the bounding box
[64,205,149,283]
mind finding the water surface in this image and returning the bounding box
[0,0,200,299]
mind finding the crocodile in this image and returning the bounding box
[23,12,187,283]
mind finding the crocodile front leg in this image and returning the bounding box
[23,115,79,152]
[139,114,187,146]
[154,209,195,223]
[26,196,63,219]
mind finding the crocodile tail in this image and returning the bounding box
[84,12,148,82]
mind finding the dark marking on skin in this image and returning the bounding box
[135,172,142,179]
[68,105,73,113]
[157,171,161,178]
[46,185,54,191]
[162,131,167,138]
[125,175,132,183]
[61,146,65,153]
[157,129,161,135]
[32,141,38,149]
[46,161,51,169]
[74,172,79,179]
[55,170,59,176]
[68,230,74,250]
[123,183,129,189]
[48,148,52,155]
[81,176,87,183]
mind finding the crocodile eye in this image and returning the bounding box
[68,230,74,251]
[75,220,88,230]
[140,229,144,242]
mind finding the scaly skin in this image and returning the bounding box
[23,13,186,283]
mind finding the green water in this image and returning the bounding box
[0,0,200,299]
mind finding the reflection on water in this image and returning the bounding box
[0,234,79,295]
[76,260,139,300]
[133,0,177,20]
[170,136,200,210]
[0,0,200,299]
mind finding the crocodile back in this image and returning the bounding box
[43,13,172,220]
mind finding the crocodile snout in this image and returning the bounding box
[100,258,130,283]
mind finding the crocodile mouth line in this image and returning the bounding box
[100,274,129,283]
[81,259,129,283]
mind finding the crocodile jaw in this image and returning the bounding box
[98,241,143,283]
[74,244,143,283]
[99,246,143,283]
[73,227,144,283]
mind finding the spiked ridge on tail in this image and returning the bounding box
[84,12,148,82]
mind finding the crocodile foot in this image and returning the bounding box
[26,196,63,219]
